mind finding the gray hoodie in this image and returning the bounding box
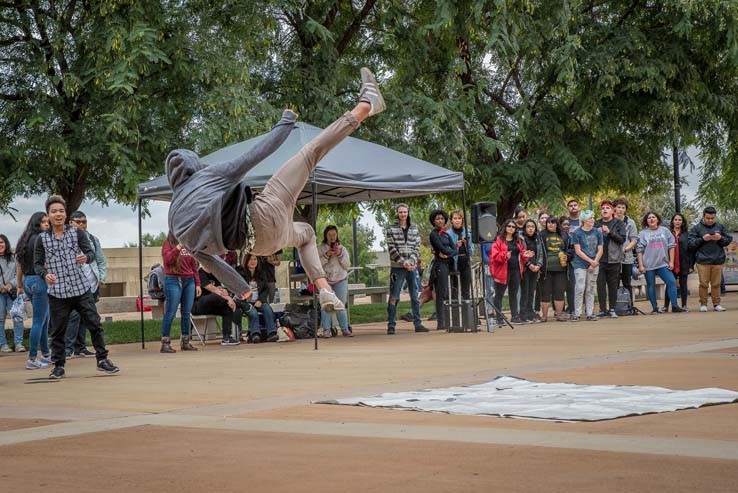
[0,256,18,290]
[167,110,298,295]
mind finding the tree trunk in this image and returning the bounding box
[496,193,523,226]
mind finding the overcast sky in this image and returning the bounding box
[0,150,703,249]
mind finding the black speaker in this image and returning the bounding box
[471,202,497,243]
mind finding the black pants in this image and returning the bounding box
[192,293,243,338]
[541,271,567,302]
[494,268,520,321]
[433,260,451,329]
[49,291,108,367]
[565,264,575,313]
[620,263,634,304]
[664,271,689,308]
[520,269,538,319]
[597,262,621,312]
[450,256,472,300]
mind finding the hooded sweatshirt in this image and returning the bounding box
[166,110,297,295]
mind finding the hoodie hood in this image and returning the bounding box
[166,149,206,190]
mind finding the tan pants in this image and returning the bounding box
[696,263,723,306]
[249,112,360,282]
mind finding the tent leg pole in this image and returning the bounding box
[138,199,145,349]
[312,176,319,350]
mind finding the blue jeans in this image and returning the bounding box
[645,267,678,312]
[23,276,49,359]
[246,302,276,335]
[483,269,495,316]
[162,275,195,338]
[321,278,349,331]
[387,267,421,329]
[0,292,24,347]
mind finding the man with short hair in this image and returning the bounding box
[688,206,733,312]
[384,204,428,334]
[613,198,638,304]
[34,195,119,379]
[571,210,603,321]
[567,199,581,234]
[64,211,107,358]
[594,201,625,317]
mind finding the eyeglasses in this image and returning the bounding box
[72,219,87,224]
[506,224,516,229]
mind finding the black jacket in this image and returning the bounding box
[429,228,458,264]
[672,230,694,275]
[688,221,733,265]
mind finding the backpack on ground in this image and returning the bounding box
[614,287,635,316]
[147,265,165,301]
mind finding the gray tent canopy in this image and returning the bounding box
[137,122,464,203]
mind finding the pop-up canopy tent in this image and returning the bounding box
[137,123,464,203]
[135,122,466,346]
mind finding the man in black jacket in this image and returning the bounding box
[688,206,733,312]
[594,201,626,318]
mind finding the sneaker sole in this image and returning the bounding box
[49,373,65,380]
[97,367,120,374]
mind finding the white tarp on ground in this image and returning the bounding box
[319,376,738,422]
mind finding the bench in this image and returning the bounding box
[631,277,665,300]
[347,286,390,305]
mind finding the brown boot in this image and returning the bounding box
[180,335,198,351]
[160,337,176,353]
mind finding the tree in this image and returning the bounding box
[377,1,738,221]
[0,1,276,213]
[124,231,167,248]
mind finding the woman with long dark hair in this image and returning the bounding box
[14,212,52,368]
[663,213,693,311]
[238,254,278,343]
[636,212,683,315]
[318,225,352,337]
[490,219,525,325]
[0,234,25,354]
[520,219,543,322]
[539,217,569,322]
[161,231,201,352]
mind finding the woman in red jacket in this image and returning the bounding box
[161,232,202,353]
[490,219,526,325]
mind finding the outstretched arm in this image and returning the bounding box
[207,109,298,180]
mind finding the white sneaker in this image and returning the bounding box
[699,305,708,312]
[25,358,49,370]
[714,305,727,312]
[38,354,53,365]
[0,344,11,353]
[319,289,345,313]
[15,344,26,353]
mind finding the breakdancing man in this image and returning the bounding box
[166,68,385,311]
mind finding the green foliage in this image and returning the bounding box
[125,231,168,247]
[2,0,737,228]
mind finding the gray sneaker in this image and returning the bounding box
[15,344,26,353]
[0,344,11,353]
[319,289,345,313]
[359,67,385,116]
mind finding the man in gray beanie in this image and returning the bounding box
[166,68,385,312]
